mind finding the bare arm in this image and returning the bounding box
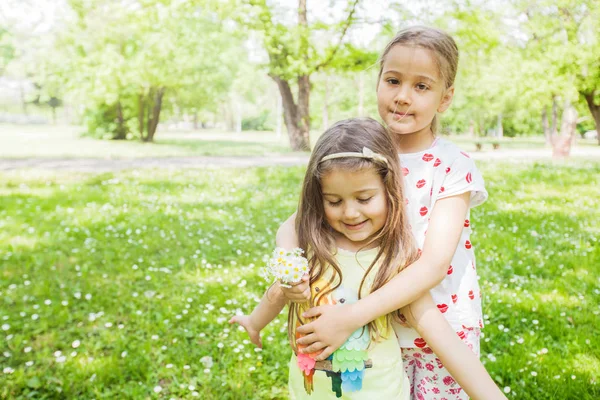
[229,214,301,346]
[297,193,471,358]
[402,294,506,400]
[229,283,287,347]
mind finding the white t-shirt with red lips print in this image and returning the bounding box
[393,138,488,349]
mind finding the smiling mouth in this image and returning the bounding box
[343,221,367,230]
[392,112,413,120]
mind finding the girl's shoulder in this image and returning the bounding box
[432,138,472,162]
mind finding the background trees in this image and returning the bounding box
[1,0,598,147]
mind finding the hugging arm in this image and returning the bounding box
[296,192,471,359]
[402,295,507,400]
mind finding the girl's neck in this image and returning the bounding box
[334,233,379,253]
[393,127,435,154]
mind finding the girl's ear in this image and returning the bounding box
[437,86,455,113]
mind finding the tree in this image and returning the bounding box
[240,0,361,151]
[515,0,600,147]
[51,0,242,141]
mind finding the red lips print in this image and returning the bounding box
[438,186,445,194]
[434,158,441,167]
[445,167,451,174]
[422,153,434,162]
[457,330,466,340]
[416,179,426,188]
[468,290,475,300]
[466,172,472,183]
[464,219,470,227]
[465,240,472,249]
[437,303,448,313]
[460,151,470,158]
[419,206,428,216]
[414,337,427,348]
[402,167,409,176]
[451,294,458,304]
[447,265,453,275]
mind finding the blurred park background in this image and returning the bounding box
[1,0,599,399]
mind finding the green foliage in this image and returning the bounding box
[48,0,245,140]
[242,110,273,131]
[0,160,598,399]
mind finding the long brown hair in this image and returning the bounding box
[289,118,419,348]
[377,25,459,134]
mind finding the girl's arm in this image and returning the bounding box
[402,294,506,400]
[229,283,288,348]
[229,215,303,346]
[297,193,471,358]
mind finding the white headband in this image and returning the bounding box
[319,147,388,166]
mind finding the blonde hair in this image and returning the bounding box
[377,25,459,134]
[289,118,419,348]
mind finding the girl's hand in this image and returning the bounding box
[280,274,311,303]
[229,315,262,348]
[295,304,359,361]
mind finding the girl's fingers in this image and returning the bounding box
[295,322,315,335]
[315,346,334,361]
[302,341,326,354]
[296,332,317,345]
[301,306,323,319]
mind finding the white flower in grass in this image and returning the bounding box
[72,340,80,348]
[153,386,162,393]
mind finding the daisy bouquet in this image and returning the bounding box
[263,247,309,287]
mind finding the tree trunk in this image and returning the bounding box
[193,112,199,130]
[276,88,282,138]
[551,96,558,136]
[138,91,145,138]
[542,108,551,146]
[496,113,503,138]
[358,72,364,116]
[322,76,329,130]
[551,102,577,158]
[114,101,127,140]
[144,87,164,142]
[583,91,600,146]
[271,75,310,151]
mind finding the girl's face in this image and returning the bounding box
[377,45,454,144]
[321,166,388,251]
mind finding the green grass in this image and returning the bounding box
[0,160,599,399]
[2,123,597,158]
[0,124,299,158]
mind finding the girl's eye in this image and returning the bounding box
[416,83,429,91]
[358,197,373,204]
[386,78,399,85]
[327,200,342,207]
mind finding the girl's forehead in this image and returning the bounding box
[382,45,440,80]
[321,166,383,193]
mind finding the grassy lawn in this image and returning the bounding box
[0,160,599,399]
[2,123,597,158]
[0,125,298,158]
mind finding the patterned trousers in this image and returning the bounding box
[402,328,481,400]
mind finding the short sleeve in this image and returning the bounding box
[437,153,488,207]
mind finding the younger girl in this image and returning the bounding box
[230,118,504,399]
[279,26,491,399]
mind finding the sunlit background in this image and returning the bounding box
[0,1,598,399]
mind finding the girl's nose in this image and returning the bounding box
[393,84,411,104]
[343,205,360,219]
